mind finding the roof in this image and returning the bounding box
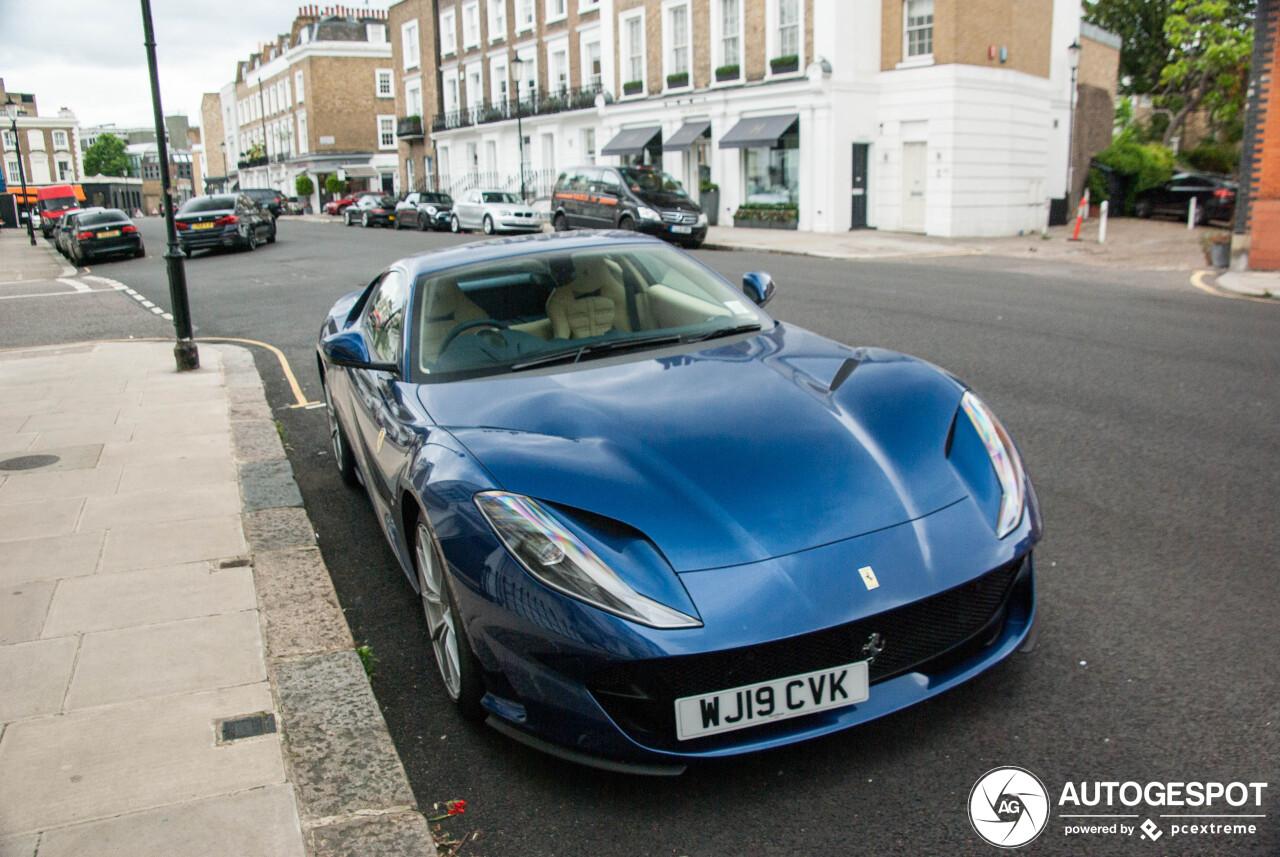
[397,230,666,277]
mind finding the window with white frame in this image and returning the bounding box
[367,23,386,42]
[778,0,800,58]
[284,78,292,107]
[516,53,538,101]
[444,74,460,114]
[546,0,567,22]
[623,12,644,87]
[581,33,601,89]
[57,158,72,180]
[406,157,415,191]
[378,115,396,149]
[905,0,933,57]
[463,2,480,48]
[579,0,598,10]
[52,130,69,150]
[487,0,506,41]
[297,110,308,154]
[295,71,305,101]
[2,129,14,149]
[441,9,457,54]
[583,128,595,164]
[668,4,690,80]
[517,0,535,32]
[406,80,423,117]
[550,44,569,94]
[491,58,509,104]
[376,69,394,98]
[403,20,420,69]
[485,140,497,172]
[439,147,450,180]
[465,64,483,118]
[720,0,741,68]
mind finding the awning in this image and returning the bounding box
[601,126,662,157]
[339,164,379,179]
[718,114,799,149]
[663,121,711,152]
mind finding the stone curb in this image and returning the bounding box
[217,344,436,857]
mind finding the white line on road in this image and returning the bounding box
[56,278,93,292]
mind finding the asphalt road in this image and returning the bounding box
[60,217,1280,856]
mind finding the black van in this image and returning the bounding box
[551,165,708,248]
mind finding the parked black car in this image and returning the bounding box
[393,191,454,231]
[551,165,707,248]
[65,209,144,265]
[54,207,102,257]
[241,188,289,219]
[1134,172,1237,225]
[175,194,276,254]
[343,194,398,227]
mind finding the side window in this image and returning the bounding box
[361,270,411,365]
[597,169,621,196]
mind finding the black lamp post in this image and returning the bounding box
[5,104,36,245]
[140,0,198,371]
[1065,40,1083,204]
[512,54,528,202]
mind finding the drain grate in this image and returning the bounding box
[0,454,62,472]
[218,712,277,743]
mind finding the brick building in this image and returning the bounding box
[1236,0,1278,270]
[420,0,1118,236]
[215,5,396,213]
[388,0,439,193]
[1,79,83,192]
[199,93,229,192]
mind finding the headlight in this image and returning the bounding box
[638,206,661,221]
[499,209,513,216]
[425,205,437,215]
[475,491,702,629]
[960,391,1027,538]
[695,212,708,226]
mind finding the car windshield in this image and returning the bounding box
[179,196,235,213]
[422,193,452,205]
[412,243,770,382]
[40,196,78,212]
[619,168,686,196]
[482,192,520,204]
[77,210,129,227]
[373,195,396,207]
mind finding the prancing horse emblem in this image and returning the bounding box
[858,565,880,590]
[862,632,886,663]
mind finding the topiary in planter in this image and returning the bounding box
[715,64,740,82]
[666,71,690,88]
[623,80,643,96]
[769,54,799,74]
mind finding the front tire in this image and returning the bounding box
[413,516,486,721]
[266,223,277,244]
[553,213,568,232]
[244,229,257,251]
[345,211,354,226]
[417,214,427,231]
[617,215,636,231]
[451,214,461,233]
[323,375,359,487]
[482,215,494,235]
[362,211,371,228]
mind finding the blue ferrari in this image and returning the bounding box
[317,231,1041,774]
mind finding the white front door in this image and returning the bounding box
[901,141,926,233]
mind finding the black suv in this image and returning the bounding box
[551,166,707,248]
[241,188,288,219]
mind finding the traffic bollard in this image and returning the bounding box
[1098,201,1108,243]
[1188,197,1197,230]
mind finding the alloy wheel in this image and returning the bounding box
[416,521,462,699]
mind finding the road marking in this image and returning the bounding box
[56,278,93,292]
[1190,269,1276,304]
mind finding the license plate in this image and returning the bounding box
[674,661,869,741]
[670,225,693,234]
[192,222,215,230]
[98,230,120,238]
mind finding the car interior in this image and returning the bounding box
[415,248,752,375]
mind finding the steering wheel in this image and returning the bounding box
[437,318,510,354]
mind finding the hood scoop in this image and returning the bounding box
[828,357,860,393]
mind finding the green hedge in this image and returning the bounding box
[733,203,797,222]
[1180,142,1240,176]
[1087,139,1175,210]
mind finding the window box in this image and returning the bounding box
[623,80,644,96]
[714,64,740,82]
[732,203,797,229]
[769,54,799,74]
[397,116,425,139]
[666,71,689,89]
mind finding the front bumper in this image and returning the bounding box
[448,497,1038,766]
[637,220,708,244]
[495,214,541,232]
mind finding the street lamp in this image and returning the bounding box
[511,53,528,202]
[1065,40,1083,204]
[4,103,37,246]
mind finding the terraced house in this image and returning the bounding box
[217,5,396,213]
[414,0,1117,236]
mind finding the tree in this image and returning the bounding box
[1157,0,1254,146]
[1085,0,1174,95]
[325,174,343,195]
[83,133,130,177]
[295,175,314,197]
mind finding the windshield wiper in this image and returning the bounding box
[685,322,762,343]
[510,333,683,371]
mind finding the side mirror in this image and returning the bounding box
[320,330,399,374]
[742,271,776,308]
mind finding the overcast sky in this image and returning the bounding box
[0,1,393,131]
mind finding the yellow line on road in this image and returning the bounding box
[1190,270,1275,304]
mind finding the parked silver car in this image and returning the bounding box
[449,189,541,234]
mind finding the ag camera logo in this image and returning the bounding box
[969,767,1050,848]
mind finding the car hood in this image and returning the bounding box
[423,325,969,572]
[634,190,700,213]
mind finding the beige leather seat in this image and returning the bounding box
[545,256,631,339]
[420,277,487,361]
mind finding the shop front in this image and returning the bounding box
[719,113,800,229]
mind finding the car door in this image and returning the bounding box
[400,192,419,227]
[462,190,482,228]
[349,268,413,514]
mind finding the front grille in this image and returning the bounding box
[661,210,698,224]
[587,557,1026,751]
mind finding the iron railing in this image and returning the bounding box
[431,85,611,133]
[397,116,425,139]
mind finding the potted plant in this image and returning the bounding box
[770,54,799,74]
[623,80,643,96]
[295,174,314,198]
[733,203,798,230]
[1201,232,1230,268]
[699,180,720,226]
[666,71,689,89]
[715,64,740,82]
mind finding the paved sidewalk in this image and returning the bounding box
[0,229,74,283]
[0,341,435,857]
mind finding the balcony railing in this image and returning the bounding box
[432,85,612,133]
[237,155,268,170]
[397,116,425,139]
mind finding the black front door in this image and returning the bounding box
[851,144,869,229]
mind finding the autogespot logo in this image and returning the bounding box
[969,767,1051,848]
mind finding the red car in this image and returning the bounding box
[323,196,358,215]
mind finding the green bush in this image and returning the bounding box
[699,180,719,193]
[666,71,690,88]
[295,175,314,197]
[324,174,344,195]
[1091,138,1176,211]
[1180,142,1240,176]
[733,203,797,222]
